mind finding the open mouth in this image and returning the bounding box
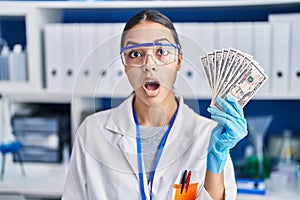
[143,79,160,97]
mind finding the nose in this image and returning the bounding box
[142,54,157,72]
[143,64,157,72]
[143,53,156,65]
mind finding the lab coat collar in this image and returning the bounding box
[104,94,195,155]
[104,94,136,137]
[104,94,186,139]
[104,94,198,192]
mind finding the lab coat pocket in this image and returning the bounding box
[173,183,198,200]
[172,170,201,200]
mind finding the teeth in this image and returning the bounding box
[145,78,159,85]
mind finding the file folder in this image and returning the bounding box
[234,22,253,55]
[268,13,300,22]
[110,23,126,97]
[73,23,82,90]
[176,60,209,98]
[290,22,300,94]
[44,24,63,92]
[216,22,235,49]
[62,24,76,92]
[171,23,211,97]
[93,23,115,96]
[271,22,290,94]
[79,23,97,94]
[175,23,216,52]
[253,22,271,95]
[198,23,216,52]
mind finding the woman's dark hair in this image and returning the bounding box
[121,9,180,48]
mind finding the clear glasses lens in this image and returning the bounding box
[121,43,179,67]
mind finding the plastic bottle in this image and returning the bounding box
[8,44,27,81]
[274,130,299,190]
[0,46,10,80]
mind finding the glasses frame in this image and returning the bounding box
[120,42,181,67]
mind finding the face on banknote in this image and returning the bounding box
[200,47,268,108]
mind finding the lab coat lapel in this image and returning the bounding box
[104,95,140,180]
[104,95,136,136]
[104,95,151,197]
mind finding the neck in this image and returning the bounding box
[133,95,178,127]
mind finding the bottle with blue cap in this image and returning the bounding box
[8,44,27,81]
[0,45,10,80]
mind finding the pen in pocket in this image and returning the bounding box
[180,170,187,194]
[185,171,192,193]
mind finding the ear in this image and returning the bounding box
[176,51,182,71]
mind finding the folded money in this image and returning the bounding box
[200,47,268,108]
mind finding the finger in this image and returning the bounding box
[207,107,233,123]
[215,96,240,118]
[225,94,244,118]
[209,106,247,129]
[210,112,236,128]
[211,114,246,135]
[208,107,239,125]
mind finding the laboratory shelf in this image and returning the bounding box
[0,154,67,198]
[2,91,72,104]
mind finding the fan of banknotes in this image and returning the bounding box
[200,48,268,108]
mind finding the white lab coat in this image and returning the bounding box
[62,95,237,200]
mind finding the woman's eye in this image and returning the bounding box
[129,50,142,58]
[157,48,169,56]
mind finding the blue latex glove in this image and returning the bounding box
[206,94,248,174]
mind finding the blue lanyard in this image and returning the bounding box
[132,101,179,200]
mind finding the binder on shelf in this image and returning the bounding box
[72,23,82,92]
[110,23,127,97]
[79,23,97,94]
[176,60,210,98]
[271,22,290,94]
[290,22,300,94]
[174,23,197,44]
[216,22,235,49]
[174,22,216,52]
[62,24,76,92]
[173,22,184,37]
[234,22,253,55]
[253,22,271,95]
[268,13,300,22]
[44,24,63,92]
[171,23,211,97]
[95,23,115,96]
[198,23,216,52]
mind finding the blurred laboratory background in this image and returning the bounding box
[0,0,300,200]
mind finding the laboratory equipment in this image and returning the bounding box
[244,115,273,179]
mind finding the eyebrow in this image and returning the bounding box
[124,38,174,47]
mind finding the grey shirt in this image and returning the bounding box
[139,126,168,183]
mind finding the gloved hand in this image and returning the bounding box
[206,94,248,174]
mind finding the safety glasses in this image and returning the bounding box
[120,42,181,67]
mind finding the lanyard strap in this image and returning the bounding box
[133,100,179,200]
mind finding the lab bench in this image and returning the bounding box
[237,177,300,200]
[0,154,66,199]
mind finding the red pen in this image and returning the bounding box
[185,171,192,193]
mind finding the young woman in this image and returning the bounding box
[62,10,247,200]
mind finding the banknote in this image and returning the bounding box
[200,47,268,108]
[219,61,268,107]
